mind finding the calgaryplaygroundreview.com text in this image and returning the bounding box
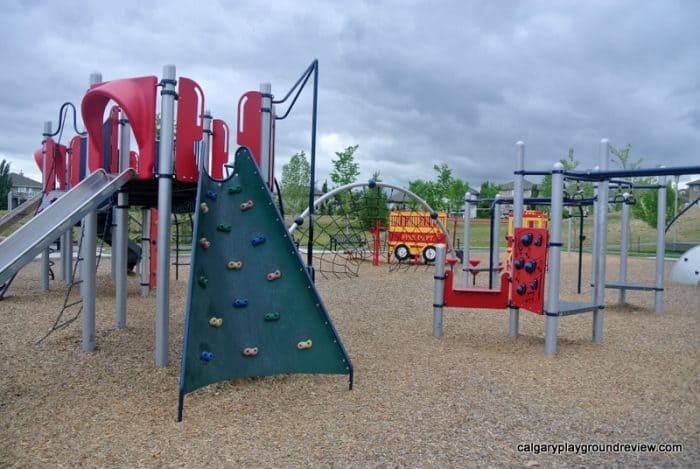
[517,442,683,456]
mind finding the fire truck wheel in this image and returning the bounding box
[423,246,437,263]
[394,244,410,261]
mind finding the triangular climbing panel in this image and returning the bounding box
[178,147,353,420]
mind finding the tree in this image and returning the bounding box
[477,181,500,219]
[538,149,593,210]
[330,145,360,213]
[631,176,678,229]
[609,143,641,170]
[408,163,469,213]
[358,170,389,230]
[280,151,311,215]
[330,145,360,186]
[0,159,11,210]
[407,179,438,210]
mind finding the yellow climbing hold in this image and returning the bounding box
[208,317,223,328]
[297,339,313,350]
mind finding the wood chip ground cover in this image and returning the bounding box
[0,253,697,466]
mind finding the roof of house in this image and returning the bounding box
[499,179,535,191]
[686,179,700,188]
[10,172,42,188]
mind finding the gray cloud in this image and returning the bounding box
[1,0,698,189]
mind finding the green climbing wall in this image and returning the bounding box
[178,147,352,419]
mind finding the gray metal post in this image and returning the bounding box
[566,206,573,253]
[509,141,525,337]
[82,211,97,352]
[672,175,679,246]
[654,173,666,314]
[114,115,130,328]
[592,140,609,343]
[461,193,473,288]
[200,109,212,173]
[140,208,151,297]
[544,163,564,355]
[590,166,600,304]
[61,227,72,282]
[433,244,447,337]
[155,65,177,367]
[491,194,501,288]
[260,82,273,188]
[82,71,102,353]
[61,150,73,283]
[618,193,631,304]
[41,121,52,292]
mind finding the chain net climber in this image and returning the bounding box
[287,181,455,280]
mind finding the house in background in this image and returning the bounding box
[499,179,535,200]
[8,172,42,209]
[686,179,700,203]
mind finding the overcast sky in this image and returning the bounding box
[1,0,698,190]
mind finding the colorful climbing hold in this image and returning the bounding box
[524,260,537,273]
[242,347,259,357]
[251,235,266,246]
[266,270,282,281]
[198,276,208,288]
[199,237,211,249]
[233,298,248,308]
[297,339,313,350]
[205,190,218,200]
[216,224,232,232]
[240,200,254,211]
[227,260,242,270]
[208,317,223,327]
[200,202,209,213]
[264,312,281,321]
[228,185,242,194]
[200,351,214,361]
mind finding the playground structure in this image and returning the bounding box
[287,180,455,278]
[0,61,357,389]
[178,147,352,420]
[433,139,700,354]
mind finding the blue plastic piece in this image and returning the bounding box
[251,235,266,246]
[233,298,249,308]
[525,260,537,273]
[205,190,218,201]
[200,351,214,361]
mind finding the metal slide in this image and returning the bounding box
[0,194,42,233]
[0,169,135,285]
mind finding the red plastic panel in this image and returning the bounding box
[108,106,119,173]
[443,270,510,309]
[55,144,67,190]
[35,137,56,191]
[69,136,82,187]
[174,77,204,182]
[210,119,230,179]
[236,91,262,166]
[82,76,157,179]
[510,228,549,314]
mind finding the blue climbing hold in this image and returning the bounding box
[251,235,266,246]
[233,298,249,308]
[200,351,214,361]
[205,190,218,201]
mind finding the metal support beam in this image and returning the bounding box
[155,65,177,367]
[509,141,525,337]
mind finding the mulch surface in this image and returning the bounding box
[1,253,698,466]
